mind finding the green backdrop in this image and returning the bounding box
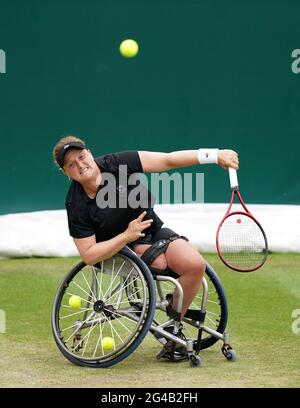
[1,0,300,214]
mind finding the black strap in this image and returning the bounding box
[166,303,181,321]
[149,267,179,279]
[141,239,170,265]
[140,235,187,266]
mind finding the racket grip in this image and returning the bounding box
[229,168,239,189]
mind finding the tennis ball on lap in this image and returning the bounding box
[69,295,81,309]
[119,39,139,58]
[102,336,115,351]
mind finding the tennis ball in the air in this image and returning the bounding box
[119,39,139,58]
[102,336,115,351]
[69,295,81,309]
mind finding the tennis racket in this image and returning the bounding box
[216,168,268,272]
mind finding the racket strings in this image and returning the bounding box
[218,213,267,270]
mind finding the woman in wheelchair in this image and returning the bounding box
[52,135,239,366]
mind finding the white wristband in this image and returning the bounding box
[197,148,219,164]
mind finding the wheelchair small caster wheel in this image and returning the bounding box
[226,349,236,362]
[221,344,236,362]
[189,354,201,367]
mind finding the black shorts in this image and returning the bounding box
[128,227,188,250]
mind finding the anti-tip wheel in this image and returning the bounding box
[226,349,236,362]
[189,354,201,367]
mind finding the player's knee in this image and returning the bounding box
[150,254,168,270]
[198,257,206,275]
[187,258,205,280]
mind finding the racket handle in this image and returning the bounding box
[229,168,239,189]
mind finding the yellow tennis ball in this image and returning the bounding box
[68,295,81,309]
[102,336,115,351]
[119,39,139,58]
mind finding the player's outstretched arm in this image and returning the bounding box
[138,149,239,172]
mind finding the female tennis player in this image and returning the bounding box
[53,135,239,356]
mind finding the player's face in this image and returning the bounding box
[63,149,97,181]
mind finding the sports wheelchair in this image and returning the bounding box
[52,246,236,367]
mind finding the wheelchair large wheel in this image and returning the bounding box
[154,262,228,351]
[52,248,156,368]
